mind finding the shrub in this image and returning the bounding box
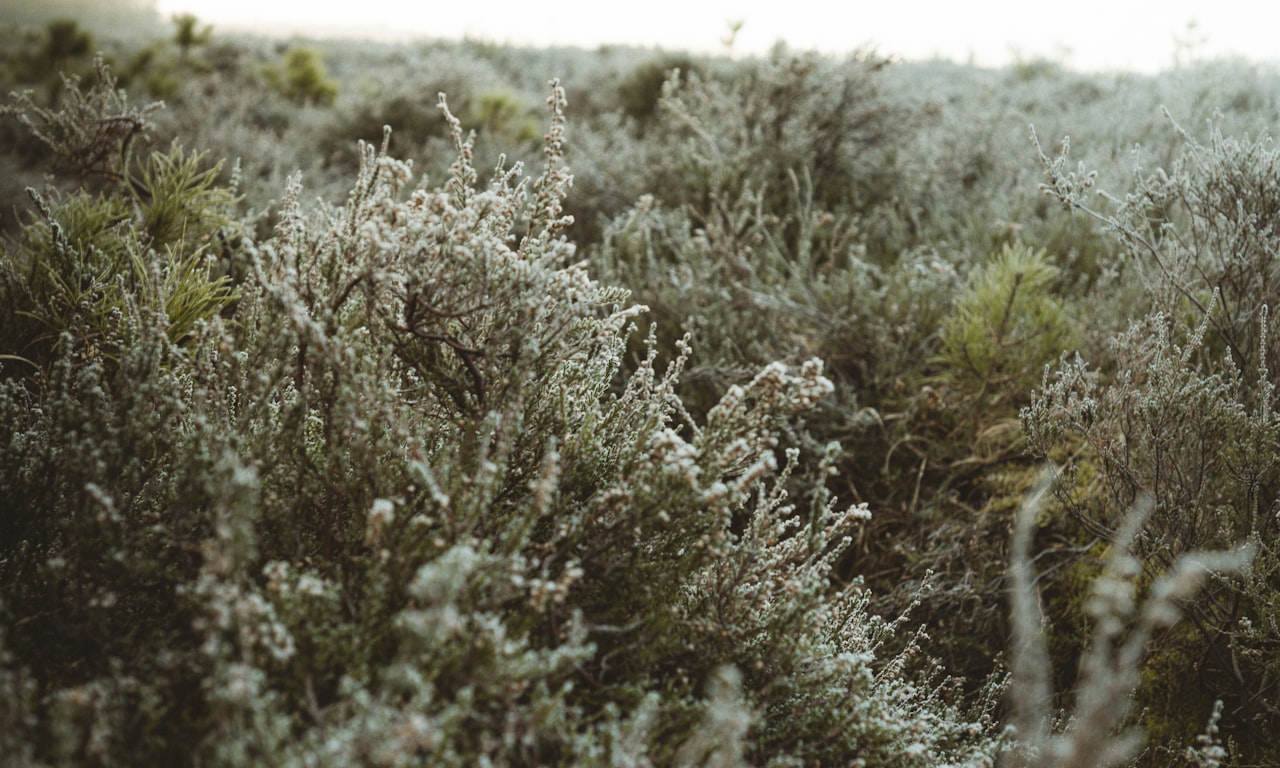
[568,49,909,254]
[615,53,699,127]
[1023,116,1280,763]
[2,59,237,371]
[171,13,211,63]
[1004,479,1251,768]
[1,55,160,189]
[939,241,1076,406]
[42,19,93,73]
[262,47,338,107]
[464,88,540,146]
[0,73,1004,766]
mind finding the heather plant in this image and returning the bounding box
[1,55,160,190]
[1023,116,1280,761]
[589,141,1051,715]
[588,61,1002,702]
[314,45,546,177]
[569,49,908,254]
[0,71,1005,766]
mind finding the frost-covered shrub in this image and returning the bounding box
[0,71,1004,766]
[1023,117,1280,763]
[569,49,908,254]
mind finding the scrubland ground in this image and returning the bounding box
[2,8,1279,766]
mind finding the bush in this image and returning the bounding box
[568,49,909,254]
[939,241,1077,405]
[2,59,237,371]
[262,47,338,107]
[0,72,1004,766]
[1023,116,1280,763]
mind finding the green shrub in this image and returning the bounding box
[2,62,237,371]
[464,88,539,146]
[42,18,93,71]
[939,241,1076,405]
[171,13,211,63]
[262,47,338,107]
[615,54,699,126]
[1,55,161,187]
[9,29,1280,765]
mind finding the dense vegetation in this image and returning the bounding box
[2,10,1279,767]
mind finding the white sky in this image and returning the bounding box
[154,0,1278,73]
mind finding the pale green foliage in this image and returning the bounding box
[940,242,1075,400]
[263,47,338,106]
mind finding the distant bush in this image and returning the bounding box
[464,88,540,146]
[262,46,338,107]
[569,49,909,253]
[42,19,93,72]
[615,53,699,126]
[171,13,211,63]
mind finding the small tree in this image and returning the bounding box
[172,13,212,64]
[262,47,338,107]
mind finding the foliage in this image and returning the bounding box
[1024,116,1280,763]
[464,88,540,146]
[615,53,699,126]
[0,70,1003,766]
[567,48,907,253]
[262,46,338,107]
[2,60,237,371]
[1,55,161,188]
[42,19,93,71]
[1004,479,1250,768]
[4,22,1280,767]
[939,241,1076,404]
[171,13,211,62]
